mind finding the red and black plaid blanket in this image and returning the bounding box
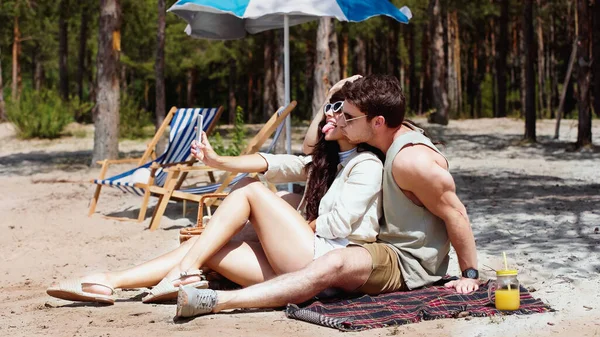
[285,279,553,331]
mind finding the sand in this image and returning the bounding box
[1,117,599,337]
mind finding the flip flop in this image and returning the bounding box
[142,269,208,303]
[46,279,115,305]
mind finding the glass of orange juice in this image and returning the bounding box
[488,269,520,311]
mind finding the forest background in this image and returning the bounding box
[0,0,598,163]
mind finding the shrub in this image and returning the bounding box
[6,89,73,139]
[119,93,154,139]
[209,106,247,156]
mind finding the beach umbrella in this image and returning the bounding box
[168,0,412,181]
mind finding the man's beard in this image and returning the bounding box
[344,128,374,145]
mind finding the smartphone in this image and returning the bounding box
[197,113,203,143]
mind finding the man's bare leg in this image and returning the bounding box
[211,246,372,312]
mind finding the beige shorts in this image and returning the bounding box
[357,243,407,295]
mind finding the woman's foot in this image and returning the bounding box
[46,273,115,304]
[175,286,218,318]
[142,269,208,303]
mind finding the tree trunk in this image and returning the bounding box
[548,13,557,118]
[420,23,431,114]
[407,24,419,113]
[312,18,336,118]
[144,80,149,111]
[274,30,284,109]
[0,46,5,122]
[554,41,577,139]
[33,45,44,91]
[155,0,166,154]
[447,10,460,116]
[340,23,349,79]
[519,21,527,117]
[87,48,96,104]
[390,20,401,79]
[428,0,449,125]
[228,59,237,124]
[247,71,254,122]
[262,31,275,120]
[576,0,592,147]
[273,30,285,153]
[328,20,340,87]
[77,1,89,101]
[496,0,509,117]
[304,36,315,120]
[186,68,196,107]
[12,15,21,101]
[592,0,600,118]
[354,36,367,75]
[536,0,545,119]
[91,0,121,166]
[59,0,69,101]
[523,0,536,142]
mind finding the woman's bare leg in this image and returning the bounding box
[70,236,203,295]
[68,236,277,296]
[204,241,276,286]
[174,181,314,279]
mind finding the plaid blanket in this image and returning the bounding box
[285,279,553,331]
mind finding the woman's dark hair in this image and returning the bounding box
[303,89,385,221]
[304,118,340,221]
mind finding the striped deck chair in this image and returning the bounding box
[145,101,297,231]
[88,106,224,222]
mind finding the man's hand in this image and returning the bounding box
[191,131,220,167]
[444,277,480,294]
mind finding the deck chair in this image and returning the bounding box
[88,106,224,221]
[145,101,297,231]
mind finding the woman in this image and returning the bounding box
[47,89,384,305]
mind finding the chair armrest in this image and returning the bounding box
[169,165,221,173]
[197,193,229,226]
[159,159,197,169]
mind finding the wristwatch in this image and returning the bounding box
[462,268,479,279]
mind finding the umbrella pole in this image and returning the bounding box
[284,15,292,192]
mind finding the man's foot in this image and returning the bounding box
[175,286,217,318]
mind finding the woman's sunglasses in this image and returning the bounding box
[323,101,344,115]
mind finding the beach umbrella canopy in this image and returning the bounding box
[168,0,412,40]
[168,0,412,187]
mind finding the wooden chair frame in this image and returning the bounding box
[88,106,224,222]
[145,101,297,231]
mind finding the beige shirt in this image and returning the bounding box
[379,130,451,290]
[258,151,382,244]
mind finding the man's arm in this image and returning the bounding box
[392,146,479,294]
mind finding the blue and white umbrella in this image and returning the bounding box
[168,0,412,189]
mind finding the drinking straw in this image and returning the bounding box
[503,252,511,290]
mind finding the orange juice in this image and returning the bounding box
[495,288,520,310]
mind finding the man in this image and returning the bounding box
[176,75,479,317]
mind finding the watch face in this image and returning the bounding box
[466,269,478,279]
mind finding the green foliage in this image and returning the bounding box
[231,106,247,155]
[119,93,154,139]
[6,88,73,139]
[209,106,247,156]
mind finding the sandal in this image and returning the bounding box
[142,269,208,303]
[47,279,115,305]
